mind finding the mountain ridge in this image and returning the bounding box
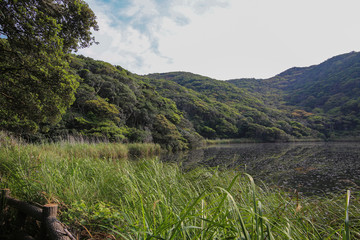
[228,51,360,137]
[5,51,360,148]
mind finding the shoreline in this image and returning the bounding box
[204,137,360,145]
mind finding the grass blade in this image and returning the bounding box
[344,190,350,240]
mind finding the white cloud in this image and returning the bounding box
[79,0,360,79]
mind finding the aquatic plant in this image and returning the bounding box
[0,139,359,239]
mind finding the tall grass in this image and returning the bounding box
[205,138,260,145]
[0,133,359,239]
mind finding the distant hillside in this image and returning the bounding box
[6,52,360,147]
[50,56,202,150]
[228,51,360,137]
[146,72,319,141]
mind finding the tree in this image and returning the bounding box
[0,0,98,133]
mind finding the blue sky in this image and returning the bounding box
[78,0,360,80]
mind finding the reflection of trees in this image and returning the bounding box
[161,148,205,170]
[167,143,360,195]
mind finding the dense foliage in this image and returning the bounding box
[55,56,202,150]
[3,51,360,146]
[1,0,359,146]
[147,72,318,141]
[229,51,360,138]
[0,0,98,133]
[0,137,358,239]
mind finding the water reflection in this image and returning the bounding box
[161,142,360,195]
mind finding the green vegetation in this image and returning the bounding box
[1,0,360,148]
[205,138,260,145]
[1,0,202,151]
[147,72,319,141]
[60,56,202,150]
[0,0,98,133]
[1,1,360,239]
[229,52,360,139]
[0,136,359,239]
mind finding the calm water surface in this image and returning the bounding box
[162,142,360,195]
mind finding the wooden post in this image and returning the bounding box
[0,189,10,210]
[0,190,73,240]
[41,204,58,240]
[1,189,10,197]
[0,189,10,231]
[43,204,71,240]
[43,204,58,219]
[1,189,34,240]
[1,189,10,225]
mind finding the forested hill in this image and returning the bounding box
[60,57,319,148]
[146,72,317,141]
[228,51,360,138]
[2,1,359,149]
[54,56,203,150]
[3,50,360,148]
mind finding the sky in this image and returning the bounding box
[78,0,360,80]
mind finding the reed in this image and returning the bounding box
[205,138,259,145]
[0,135,359,239]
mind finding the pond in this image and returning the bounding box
[162,142,360,196]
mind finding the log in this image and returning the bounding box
[1,190,73,240]
[4,196,43,221]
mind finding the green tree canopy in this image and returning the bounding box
[0,0,98,133]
